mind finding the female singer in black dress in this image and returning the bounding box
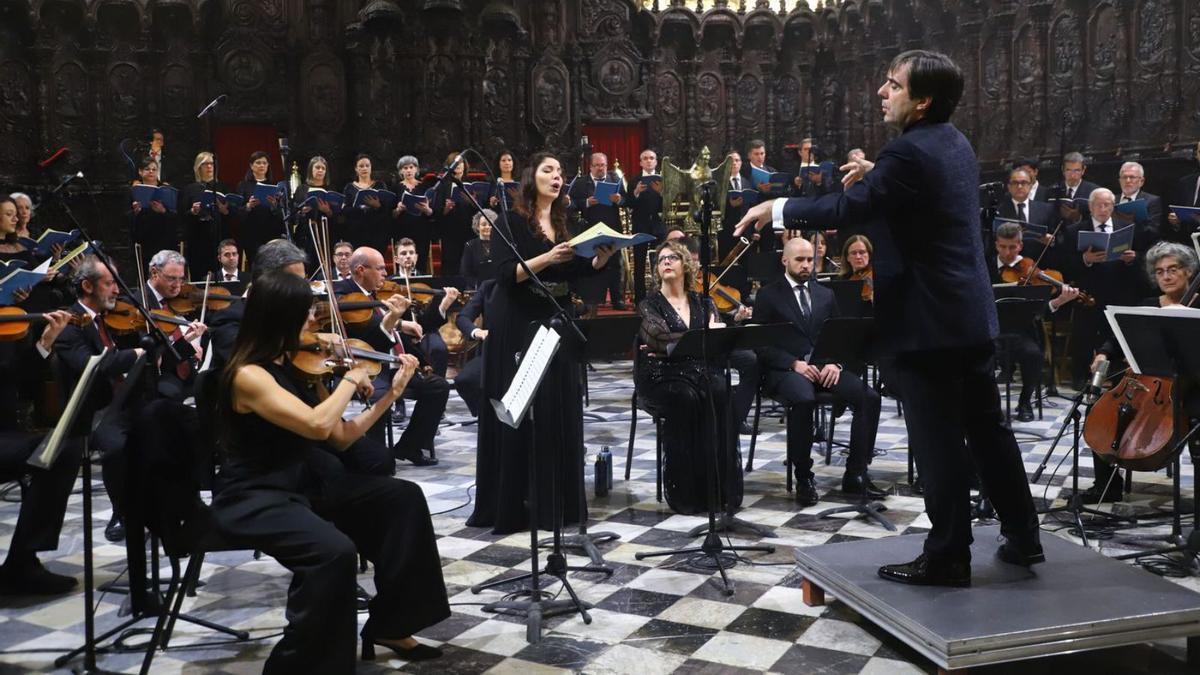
[180,152,232,278]
[343,154,393,258]
[432,151,474,276]
[129,156,180,257]
[636,240,743,514]
[214,270,449,672]
[488,148,519,212]
[235,151,283,267]
[292,156,337,263]
[391,155,434,273]
[467,152,616,534]
[0,195,32,268]
[459,208,496,287]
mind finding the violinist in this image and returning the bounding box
[334,246,448,467]
[394,238,459,376]
[451,278,492,417]
[838,234,875,303]
[53,256,146,542]
[129,156,179,257]
[752,237,883,505]
[332,240,354,281]
[213,270,448,671]
[143,250,207,400]
[0,308,81,596]
[1080,242,1199,504]
[215,238,242,284]
[988,222,1082,422]
[180,152,231,278]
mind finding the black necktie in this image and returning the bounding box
[1017,202,1026,222]
[1067,186,1075,199]
[796,283,811,322]
[733,177,741,191]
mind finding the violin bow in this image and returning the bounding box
[134,243,149,309]
[199,272,213,325]
[1020,220,1061,286]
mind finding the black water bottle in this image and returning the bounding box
[595,446,612,496]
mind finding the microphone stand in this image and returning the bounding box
[198,97,224,273]
[277,138,293,244]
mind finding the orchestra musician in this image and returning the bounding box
[736,50,1043,585]
[394,237,459,375]
[0,308,81,596]
[142,250,207,400]
[467,151,617,534]
[213,269,448,672]
[333,246,449,466]
[236,151,284,268]
[215,238,242,285]
[752,237,884,505]
[53,256,146,542]
[451,278,492,417]
[332,240,354,281]
[459,210,496,286]
[567,151,628,310]
[129,156,180,257]
[988,222,1082,422]
[636,240,742,513]
[180,152,231,278]
[630,148,665,302]
[1081,241,1198,503]
[838,234,875,304]
[392,156,435,274]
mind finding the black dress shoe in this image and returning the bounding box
[1015,405,1035,423]
[996,535,1046,567]
[611,302,628,311]
[1072,483,1121,504]
[105,514,125,543]
[878,553,971,587]
[842,473,887,499]
[794,477,819,506]
[739,422,754,435]
[0,559,78,596]
[396,449,439,467]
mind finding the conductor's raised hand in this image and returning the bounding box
[840,157,875,188]
[733,199,776,238]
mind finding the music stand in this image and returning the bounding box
[744,249,783,283]
[993,288,1053,431]
[634,323,796,594]
[1103,307,1200,568]
[819,278,868,317]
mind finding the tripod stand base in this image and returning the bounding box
[635,530,776,596]
[538,531,619,572]
[817,502,897,531]
[688,512,776,539]
[472,557,594,643]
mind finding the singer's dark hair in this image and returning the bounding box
[495,149,517,179]
[0,195,17,243]
[137,155,158,174]
[244,150,275,183]
[514,152,568,244]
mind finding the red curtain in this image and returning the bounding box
[581,123,646,181]
[214,125,283,187]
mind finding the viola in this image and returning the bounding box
[0,306,90,342]
[693,271,744,314]
[166,283,236,314]
[849,268,874,303]
[100,299,194,335]
[998,258,1096,307]
[290,331,403,380]
[1083,373,1177,471]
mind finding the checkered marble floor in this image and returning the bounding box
[1,360,1197,673]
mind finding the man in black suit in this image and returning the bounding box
[143,249,207,401]
[394,237,459,376]
[752,237,883,505]
[1011,158,1048,203]
[53,256,146,542]
[1166,141,1200,243]
[720,151,754,259]
[452,279,492,417]
[629,149,664,303]
[996,167,1062,269]
[0,309,82,596]
[335,246,448,466]
[1115,161,1165,238]
[214,238,246,292]
[737,50,1042,585]
[1050,151,1101,227]
[567,152,628,309]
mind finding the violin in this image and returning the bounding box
[999,258,1096,307]
[312,292,393,326]
[102,299,195,335]
[693,271,744,314]
[1083,373,1177,471]
[0,306,90,342]
[167,283,236,314]
[849,268,874,303]
[290,331,403,380]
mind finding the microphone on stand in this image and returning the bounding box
[197,94,227,119]
[50,171,84,195]
[1084,359,1110,406]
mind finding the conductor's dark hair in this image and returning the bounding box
[889,50,963,124]
[217,270,314,454]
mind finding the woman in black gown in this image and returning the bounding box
[636,240,743,514]
[459,208,496,287]
[342,154,394,259]
[180,152,232,278]
[235,151,284,268]
[291,156,337,264]
[129,156,180,257]
[391,155,435,273]
[432,151,474,277]
[214,270,448,673]
[488,149,520,212]
[467,152,616,534]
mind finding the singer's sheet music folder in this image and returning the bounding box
[491,324,561,429]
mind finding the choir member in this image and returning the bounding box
[343,154,394,259]
[10,192,36,239]
[1166,141,1200,243]
[566,151,627,309]
[180,152,231,278]
[392,155,434,273]
[720,151,748,259]
[236,151,284,268]
[630,148,664,302]
[292,155,337,260]
[129,156,180,257]
[467,151,616,534]
[996,167,1060,268]
[488,148,520,212]
[1115,161,1165,237]
[432,151,475,278]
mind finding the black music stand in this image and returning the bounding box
[634,323,797,595]
[804,318,894,530]
[745,249,783,283]
[819,278,868,317]
[1104,309,1200,569]
[993,287,1053,431]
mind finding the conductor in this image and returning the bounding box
[735,50,1042,587]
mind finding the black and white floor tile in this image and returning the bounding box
[0,360,1196,673]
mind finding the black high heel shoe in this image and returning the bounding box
[361,633,442,662]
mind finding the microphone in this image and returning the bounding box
[1084,359,1110,406]
[50,171,84,195]
[197,94,227,119]
[979,181,1005,190]
[38,146,69,169]
[432,152,466,191]
[278,135,290,156]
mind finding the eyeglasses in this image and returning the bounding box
[1154,265,1184,277]
[160,274,185,283]
[658,254,682,263]
[333,251,351,258]
[1008,180,1031,186]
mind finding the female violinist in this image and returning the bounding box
[236,151,283,268]
[1080,242,1199,504]
[838,234,875,303]
[391,156,434,273]
[214,270,448,672]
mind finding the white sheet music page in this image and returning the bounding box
[1103,304,1200,374]
[492,324,562,429]
[29,350,109,470]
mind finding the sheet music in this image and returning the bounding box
[28,350,109,470]
[491,325,561,429]
[1104,304,1200,374]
